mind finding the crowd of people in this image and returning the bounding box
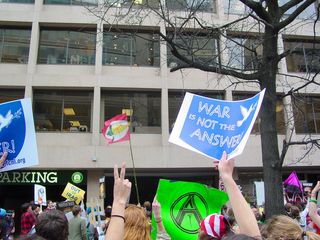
[105,152,320,240]
[1,152,320,240]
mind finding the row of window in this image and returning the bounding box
[1,28,320,73]
[0,0,216,10]
[2,89,320,135]
[2,0,318,20]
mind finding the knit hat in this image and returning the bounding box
[0,208,6,217]
[200,214,227,239]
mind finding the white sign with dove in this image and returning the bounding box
[0,98,39,172]
[169,89,265,160]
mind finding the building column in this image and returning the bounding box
[86,170,104,201]
[278,34,297,142]
[25,0,43,99]
[159,16,169,146]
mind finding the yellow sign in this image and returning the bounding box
[61,182,85,204]
[122,109,133,116]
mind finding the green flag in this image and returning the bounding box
[151,179,228,240]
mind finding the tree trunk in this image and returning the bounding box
[259,26,285,218]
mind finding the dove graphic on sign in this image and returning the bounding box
[237,103,257,127]
[0,109,22,132]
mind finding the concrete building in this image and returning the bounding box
[0,0,319,213]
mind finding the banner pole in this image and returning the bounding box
[129,99,140,205]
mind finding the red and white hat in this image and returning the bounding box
[200,214,227,239]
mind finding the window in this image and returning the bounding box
[167,32,219,68]
[168,91,224,131]
[233,93,285,134]
[38,29,96,65]
[0,89,25,103]
[104,0,158,8]
[224,0,248,15]
[224,1,317,19]
[0,0,34,3]
[103,90,161,134]
[283,38,320,73]
[292,95,320,134]
[33,90,92,132]
[44,0,97,5]
[0,28,31,64]
[166,0,216,12]
[225,36,263,71]
[103,30,160,67]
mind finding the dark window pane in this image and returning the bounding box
[0,0,34,3]
[0,89,25,103]
[44,0,97,5]
[38,29,96,65]
[284,39,320,73]
[233,93,285,134]
[292,95,320,134]
[33,90,92,132]
[104,0,159,8]
[226,36,263,71]
[224,0,247,14]
[168,91,224,132]
[166,0,216,12]
[0,28,31,64]
[103,31,160,67]
[167,32,219,68]
[103,91,161,134]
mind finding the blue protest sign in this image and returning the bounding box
[0,98,39,172]
[169,90,265,160]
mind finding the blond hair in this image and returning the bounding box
[124,204,151,240]
[261,215,320,240]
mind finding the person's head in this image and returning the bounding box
[32,204,41,216]
[21,203,32,213]
[198,214,231,240]
[289,205,301,220]
[47,200,54,210]
[35,209,68,240]
[284,202,292,213]
[143,201,151,211]
[304,187,312,198]
[71,205,82,217]
[105,205,112,218]
[261,215,320,240]
[124,204,151,240]
[251,208,262,221]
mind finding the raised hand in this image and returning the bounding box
[0,152,8,168]
[113,163,132,205]
[311,181,320,198]
[152,195,161,221]
[218,151,235,180]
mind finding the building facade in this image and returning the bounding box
[0,0,320,210]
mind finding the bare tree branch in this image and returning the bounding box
[277,0,316,30]
[240,0,272,23]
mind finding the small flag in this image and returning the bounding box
[151,179,228,240]
[102,114,130,144]
[284,171,303,193]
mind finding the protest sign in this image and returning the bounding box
[0,98,39,172]
[61,182,85,204]
[151,179,228,240]
[169,90,265,160]
[254,181,265,206]
[284,171,306,204]
[34,184,47,205]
